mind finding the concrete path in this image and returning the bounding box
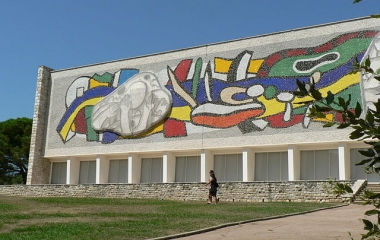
[176,204,376,240]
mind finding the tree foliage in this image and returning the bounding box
[294,56,380,239]
[0,118,32,184]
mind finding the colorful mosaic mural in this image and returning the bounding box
[56,30,379,144]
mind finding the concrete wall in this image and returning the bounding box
[27,66,53,184]
[1,181,352,203]
[43,18,380,156]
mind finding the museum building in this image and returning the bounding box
[26,17,380,186]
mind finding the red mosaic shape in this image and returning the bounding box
[164,118,187,137]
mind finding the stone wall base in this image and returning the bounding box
[0,181,353,202]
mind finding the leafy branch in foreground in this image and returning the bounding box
[293,57,380,239]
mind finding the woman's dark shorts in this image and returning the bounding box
[209,188,217,197]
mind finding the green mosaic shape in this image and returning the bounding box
[268,39,373,77]
[92,72,113,83]
[192,58,203,98]
[264,85,278,99]
[85,106,98,141]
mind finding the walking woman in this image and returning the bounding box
[207,170,219,204]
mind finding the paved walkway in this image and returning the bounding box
[175,204,376,240]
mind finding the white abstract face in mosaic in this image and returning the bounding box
[91,72,172,136]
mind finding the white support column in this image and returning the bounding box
[242,148,255,181]
[288,145,300,181]
[163,152,176,183]
[338,143,350,180]
[201,150,213,182]
[128,154,141,184]
[96,155,109,184]
[67,157,80,184]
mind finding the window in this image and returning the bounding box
[51,162,67,184]
[175,156,201,182]
[300,150,339,180]
[140,158,163,183]
[255,152,288,181]
[214,154,243,182]
[351,148,380,182]
[108,159,128,183]
[79,161,96,184]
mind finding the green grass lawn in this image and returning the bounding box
[0,196,343,240]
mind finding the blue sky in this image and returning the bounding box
[0,0,378,122]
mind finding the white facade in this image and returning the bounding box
[27,17,380,185]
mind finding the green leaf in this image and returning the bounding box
[375,100,380,113]
[366,112,375,125]
[293,91,308,98]
[365,57,371,67]
[337,123,350,129]
[323,122,335,127]
[343,184,353,193]
[310,87,322,101]
[355,158,372,166]
[350,129,364,139]
[355,102,362,117]
[347,111,356,120]
[326,91,334,105]
[365,209,380,216]
[296,79,307,93]
[358,149,376,157]
[368,193,380,199]
[315,112,326,118]
[338,97,347,110]
[362,219,374,230]
[314,105,331,112]
[293,100,314,105]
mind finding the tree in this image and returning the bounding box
[291,2,380,239]
[0,118,32,184]
[294,56,380,239]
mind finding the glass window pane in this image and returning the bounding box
[140,158,152,183]
[255,153,267,181]
[214,155,225,181]
[237,154,243,181]
[186,156,201,182]
[88,161,96,184]
[350,148,367,180]
[329,150,339,180]
[175,157,186,182]
[108,160,119,183]
[350,148,380,182]
[225,155,238,181]
[367,169,380,182]
[315,150,329,180]
[151,158,163,183]
[51,162,67,184]
[213,154,242,182]
[60,162,67,184]
[51,163,60,184]
[79,161,89,184]
[280,152,288,181]
[268,152,281,181]
[118,160,128,183]
[301,151,315,180]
